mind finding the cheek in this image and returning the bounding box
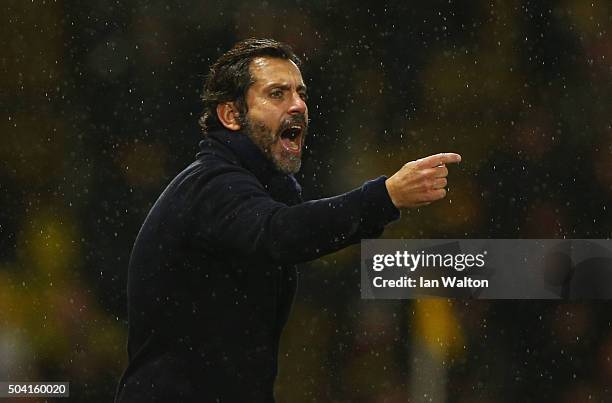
[252,105,282,124]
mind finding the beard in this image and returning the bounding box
[239,113,308,175]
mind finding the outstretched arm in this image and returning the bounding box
[193,152,461,264]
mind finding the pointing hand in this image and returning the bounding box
[385,153,462,208]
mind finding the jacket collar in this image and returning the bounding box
[198,129,303,205]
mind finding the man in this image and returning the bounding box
[115,38,461,402]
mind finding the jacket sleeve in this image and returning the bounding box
[191,168,400,264]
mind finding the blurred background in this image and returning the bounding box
[1,0,612,401]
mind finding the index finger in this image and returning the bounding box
[417,153,462,168]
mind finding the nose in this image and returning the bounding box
[288,91,307,115]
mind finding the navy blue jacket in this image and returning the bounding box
[115,130,399,402]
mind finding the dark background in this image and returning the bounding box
[2,0,612,402]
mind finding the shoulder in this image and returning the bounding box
[167,148,272,205]
[170,155,254,195]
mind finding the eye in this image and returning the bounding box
[270,89,283,99]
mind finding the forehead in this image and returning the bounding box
[248,57,304,87]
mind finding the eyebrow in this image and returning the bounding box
[264,82,308,93]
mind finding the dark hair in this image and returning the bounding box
[199,38,302,134]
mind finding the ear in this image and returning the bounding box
[216,102,242,131]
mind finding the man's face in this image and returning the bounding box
[241,57,308,174]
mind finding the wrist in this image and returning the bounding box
[384,177,399,208]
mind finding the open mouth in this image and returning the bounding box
[279,125,303,154]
